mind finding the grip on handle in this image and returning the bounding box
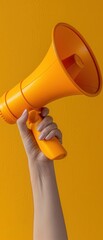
[26,110,67,160]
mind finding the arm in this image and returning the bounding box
[32,159,68,240]
[17,107,68,240]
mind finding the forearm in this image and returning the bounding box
[30,160,68,240]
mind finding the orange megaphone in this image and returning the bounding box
[0,22,102,160]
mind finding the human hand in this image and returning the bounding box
[17,107,62,165]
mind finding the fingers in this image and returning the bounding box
[45,129,62,144]
[40,107,49,117]
[39,127,62,144]
[37,110,62,144]
[37,115,53,131]
[38,122,57,139]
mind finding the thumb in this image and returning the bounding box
[17,108,42,162]
[16,109,38,157]
[16,109,31,139]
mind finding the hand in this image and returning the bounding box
[16,107,62,165]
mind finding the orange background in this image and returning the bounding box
[0,1,103,239]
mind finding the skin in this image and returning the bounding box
[17,107,68,240]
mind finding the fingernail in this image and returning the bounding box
[37,124,42,131]
[38,133,44,140]
[45,135,50,140]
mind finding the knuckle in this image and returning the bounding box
[58,128,62,134]
[44,107,49,114]
[52,122,57,128]
[46,115,53,122]
[42,106,49,112]
[43,115,53,126]
[41,107,49,116]
[45,123,57,133]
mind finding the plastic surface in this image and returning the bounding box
[0,22,102,160]
[53,23,102,96]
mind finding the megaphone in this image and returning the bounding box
[0,22,102,160]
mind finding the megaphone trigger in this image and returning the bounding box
[26,109,41,129]
[62,54,84,80]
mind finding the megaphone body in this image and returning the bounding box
[0,23,102,160]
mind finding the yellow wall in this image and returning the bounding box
[0,1,103,239]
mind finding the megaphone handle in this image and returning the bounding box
[26,110,67,160]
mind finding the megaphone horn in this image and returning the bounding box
[0,22,102,160]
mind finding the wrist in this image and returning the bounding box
[34,160,55,183]
[28,158,56,195]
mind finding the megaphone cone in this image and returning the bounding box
[0,22,102,160]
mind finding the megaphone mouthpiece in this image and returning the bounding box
[62,54,84,80]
